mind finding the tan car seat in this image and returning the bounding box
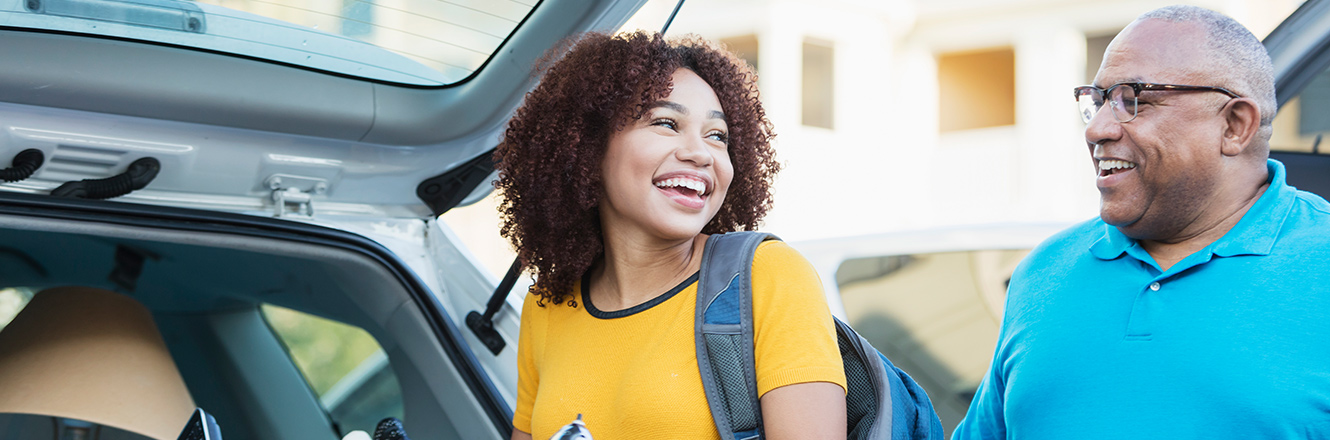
[0,286,196,440]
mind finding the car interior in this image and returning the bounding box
[0,204,504,440]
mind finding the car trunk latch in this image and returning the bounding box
[267,175,326,217]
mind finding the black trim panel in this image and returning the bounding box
[1274,151,1330,199]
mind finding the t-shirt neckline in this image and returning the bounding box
[581,270,700,319]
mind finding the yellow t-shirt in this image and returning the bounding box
[512,241,847,439]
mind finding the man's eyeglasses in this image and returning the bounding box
[1073,82,1240,124]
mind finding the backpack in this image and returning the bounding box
[695,232,945,440]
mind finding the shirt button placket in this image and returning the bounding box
[1125,280,1161,340]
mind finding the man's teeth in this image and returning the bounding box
[654,178,707,195]
[1098,159,1137,171]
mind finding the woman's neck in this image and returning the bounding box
[590,232,707,312]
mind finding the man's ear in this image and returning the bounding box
[1221,97,1261,157]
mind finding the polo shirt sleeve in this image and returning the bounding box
[512,291,545,434]
[749,241,848,397]
[952,258,1020,440]
[951,352,1007,440]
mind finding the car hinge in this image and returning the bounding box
[416,150,494,217]
[266,174,327,217]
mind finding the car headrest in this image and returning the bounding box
[0,286,195,440]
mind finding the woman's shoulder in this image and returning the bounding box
[749,239,823,302]
[519,280,582,321]
[752,239,813,272]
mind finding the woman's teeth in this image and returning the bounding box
[654,178,707,195]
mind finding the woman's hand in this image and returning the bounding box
[760,381,847,440]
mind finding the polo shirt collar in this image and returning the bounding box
[1089,158,1295,261]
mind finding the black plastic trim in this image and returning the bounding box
[0,191,513,435]
[417,149,496,217]
[1273,151,1330,199]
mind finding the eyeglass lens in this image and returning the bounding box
[1077,84,1138,123]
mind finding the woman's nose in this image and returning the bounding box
[675,135,713,166]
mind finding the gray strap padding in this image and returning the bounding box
[836,317,892,439]
[696,232,777,440]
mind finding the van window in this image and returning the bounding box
[836,249,1027,436]
[262,305,404,435]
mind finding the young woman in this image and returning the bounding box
[495,32,846,440]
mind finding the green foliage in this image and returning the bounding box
[0,287,35,334]
[261,304,383,396]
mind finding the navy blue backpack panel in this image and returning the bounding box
[695,232,944,440]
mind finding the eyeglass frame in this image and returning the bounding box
[1074,82,1241,124]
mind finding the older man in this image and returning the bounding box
[953,5,1330,439]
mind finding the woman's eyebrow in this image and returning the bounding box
[648,100,688,114]
[648,100,726,121]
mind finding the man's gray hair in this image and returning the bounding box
[1139,5,1277,140]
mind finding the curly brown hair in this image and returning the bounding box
[493,31,779,307]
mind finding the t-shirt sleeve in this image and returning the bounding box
[750,240,848,397]
[512,291,544,433]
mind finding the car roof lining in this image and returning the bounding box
[0,212,500,440]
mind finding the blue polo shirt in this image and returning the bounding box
[953,159,1330,439]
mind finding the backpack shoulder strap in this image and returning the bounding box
[696,231,779,440]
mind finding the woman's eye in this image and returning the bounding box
[707,131,729,144]
[651,118,678,131]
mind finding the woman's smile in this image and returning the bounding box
[653,171,712,210]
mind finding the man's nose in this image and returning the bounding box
[1084,103,1122,147]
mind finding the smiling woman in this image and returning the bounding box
[493,31,847,440]
[494,32,779,309]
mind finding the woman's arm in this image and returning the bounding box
[748,241,848,439]
[511,429,533,440]
[760,382,846,440]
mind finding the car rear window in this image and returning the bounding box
[1,0,537,86]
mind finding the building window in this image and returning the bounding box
[937,47,1015,132]
[341,0,373,38]
[802,38,835,129]
[722,34,759,73]
[1085,32,1118,84]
